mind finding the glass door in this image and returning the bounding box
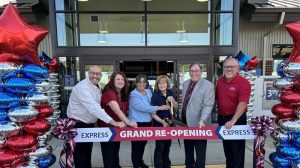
[84,64,114,89]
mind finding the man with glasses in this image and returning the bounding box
[181,62,215,168]
[67,66,125,168]
[216,58,251,168]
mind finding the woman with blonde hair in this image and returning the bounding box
[151,75,178,168]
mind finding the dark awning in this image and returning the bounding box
[241,0,300,21]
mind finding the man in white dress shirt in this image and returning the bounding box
[67,66,125,168]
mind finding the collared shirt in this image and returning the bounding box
[151,89,174,126]
[217,74,251,116]
[67,78,112,124]
[128,88,157,122]
[98,88,129,127]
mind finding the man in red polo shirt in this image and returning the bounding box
[216,58,251,168]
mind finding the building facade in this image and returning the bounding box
[1,0,300,118]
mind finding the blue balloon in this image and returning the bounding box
[4,78,35,95]
[0,93,21,109]
[39,52,52,64]
[0,70,19,80]
[277,145,300,159]
[276,60,288,77]
[234,51,251,68]
[0,109,7,121]
[270,151,300,168]
[36,154,56,168]
[20,64,49,80]
[269,152,292,168]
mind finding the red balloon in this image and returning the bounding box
[5,134,37,151]
[48,58,59,73]
[34,105,54,118]
[23,118,51,135]
[0,148,23,167]
[293,79,300,90]
[285,21,300,63]
[0,4,48,64]
[280,91,300,106]
[246,56,259,70]
[271,103,296,118]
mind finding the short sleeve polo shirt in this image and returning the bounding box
[217,74,251,116]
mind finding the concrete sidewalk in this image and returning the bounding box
[49,136,274,168]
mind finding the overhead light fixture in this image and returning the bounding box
[176,21,186,33]
[179,32,189,43]
[197,0,208,2]
[142,0,152,1]
[78,0,89,2]
[97,33,107,43]
[176,21,189,43]
[97,20,108,43]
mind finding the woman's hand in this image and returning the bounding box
[110,120,126,128]
[126,121,138,128]
[161,120,169,127]
[157,105,170,111]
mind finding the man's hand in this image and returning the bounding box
[224,120,235,129]
[199,120,205,128]
[110,120,125,128]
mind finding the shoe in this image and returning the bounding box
[140,163,149,168]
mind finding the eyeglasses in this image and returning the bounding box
[89,71,102,77]
[224,65,238,69]
[189,70,201,74]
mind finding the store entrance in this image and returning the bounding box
[118,61,175,91]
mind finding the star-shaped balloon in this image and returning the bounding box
[246,56,259,70]
[234,51,251,68]
[285,21,300,63]
[0,3,48,64]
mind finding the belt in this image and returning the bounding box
[69,118,87,124]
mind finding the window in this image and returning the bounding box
[56,13,77,46]
[215,13,233,45]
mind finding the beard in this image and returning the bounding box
[225,72,234,79]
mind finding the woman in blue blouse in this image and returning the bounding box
[128,74,169,168]
[151,75,178,168]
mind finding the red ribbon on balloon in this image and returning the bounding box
[251,116,275,168]
[53,118,77,168]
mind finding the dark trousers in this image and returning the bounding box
[100,141,121,168]
[218,113,247,168]
[73,122,94,168]
[131,122,152,168]
[183,139,207,168]
[154,140,172,168]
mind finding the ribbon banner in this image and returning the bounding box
[74,125,255,142]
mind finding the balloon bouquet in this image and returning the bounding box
[270,21,300,167]
[0,4,59,167]
[232,50,259,121]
